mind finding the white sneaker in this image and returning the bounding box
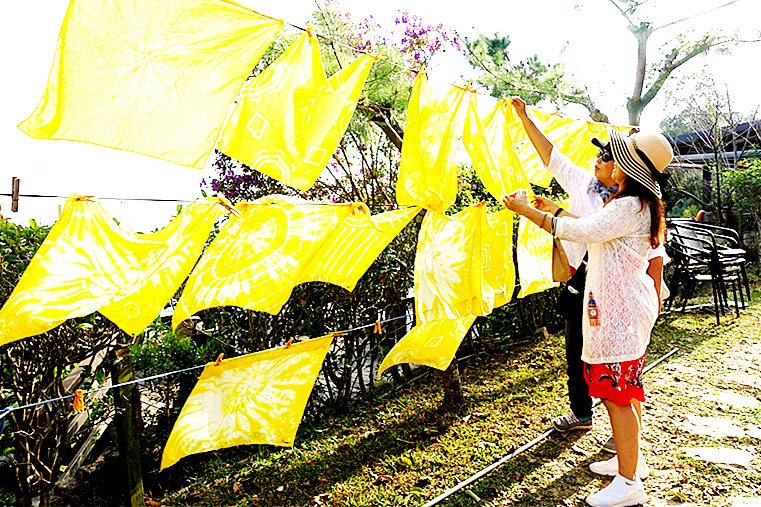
[586,474,647,506]
[589,454,650,480]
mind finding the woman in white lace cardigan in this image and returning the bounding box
[504,128,673,507]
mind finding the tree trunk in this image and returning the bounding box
[627,22,653,126]
[441,359,464,408]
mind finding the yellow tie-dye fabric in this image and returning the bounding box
[515,196,569,299]
[506,107,632,188]
[173,197,416,327]
[377,316,475,377]
[0,197,227,345]
[378,206,514,376]
[415,207,484,323]
[161,334,333,470]
[516,214,557,298]
[463,97,532,202]
[218,31,374,190]
[396,73,468,212]
[480,209,515,313]
[300,206,420,290]
[19,0,283,169]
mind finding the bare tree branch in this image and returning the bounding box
[655,0,744,31]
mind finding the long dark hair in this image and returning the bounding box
[608,175,665,248]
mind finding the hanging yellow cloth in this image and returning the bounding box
[173,197,417,328]
[515,198,568,299]
[218,30,375,190]
[505,106,632,188]
[414,206,484,323]
[378,205,515,376]
[161,334,334,470]
[463,97,532,202]
[18,0,284,169]
[299,206,420,290]
[516,214,557,298]
[396,74,468,212]
[377,316,475,377]
[0,197,228,345]
[480,209,515,313]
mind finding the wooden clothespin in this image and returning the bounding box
[72,389,85,412]
[214,353,225,366]
[373,320,383,335]
[216,198,242,217]
[284,337,295,349]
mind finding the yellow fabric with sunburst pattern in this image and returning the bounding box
[18,0,283,168]
[218,30,374,190]
[463,97,532,203]
[161,334,333,470]
[396,73,468,213]
[0,197,227,345]
[173,196,418,327]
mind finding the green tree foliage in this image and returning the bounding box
[0,221,123,506]
[724,158,761,258]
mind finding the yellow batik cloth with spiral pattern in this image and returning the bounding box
[0,196,228,345]
[19,0,283,168]
[161,334,334,469]
[218,29,375,190]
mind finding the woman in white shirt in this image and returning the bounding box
[504,128,673,507]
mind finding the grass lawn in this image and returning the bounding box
[155,286,761,506]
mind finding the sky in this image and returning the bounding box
[1,0,758,230]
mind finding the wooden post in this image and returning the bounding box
[111,347,144,507]
[11,177,20,212]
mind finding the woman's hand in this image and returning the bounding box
[503,191,532,215]
[510,96,527,117]
[533,195,559,214]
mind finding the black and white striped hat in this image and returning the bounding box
[606,129,673,199]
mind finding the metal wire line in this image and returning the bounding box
[0,314,409,417]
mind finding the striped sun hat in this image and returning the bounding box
[607,129,673,199]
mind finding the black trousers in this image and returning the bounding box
[558,267,593,420]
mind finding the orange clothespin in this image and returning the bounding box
[284,337,295,349]
[72,389,85,412]
[373,320,383,335]
[214,353,224,366]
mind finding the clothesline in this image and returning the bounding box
[0,193,193,204]
[0,314,410,418]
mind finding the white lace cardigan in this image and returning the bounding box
[554,196,659,364]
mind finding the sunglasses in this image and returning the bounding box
[597,148,613,163]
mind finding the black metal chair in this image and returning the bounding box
[669,221,751,303]
[665,229,745,324]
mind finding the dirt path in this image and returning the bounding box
[489,304,761,506]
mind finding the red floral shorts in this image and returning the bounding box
[584,354,646,407]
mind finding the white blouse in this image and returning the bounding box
[554,196,659,364]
